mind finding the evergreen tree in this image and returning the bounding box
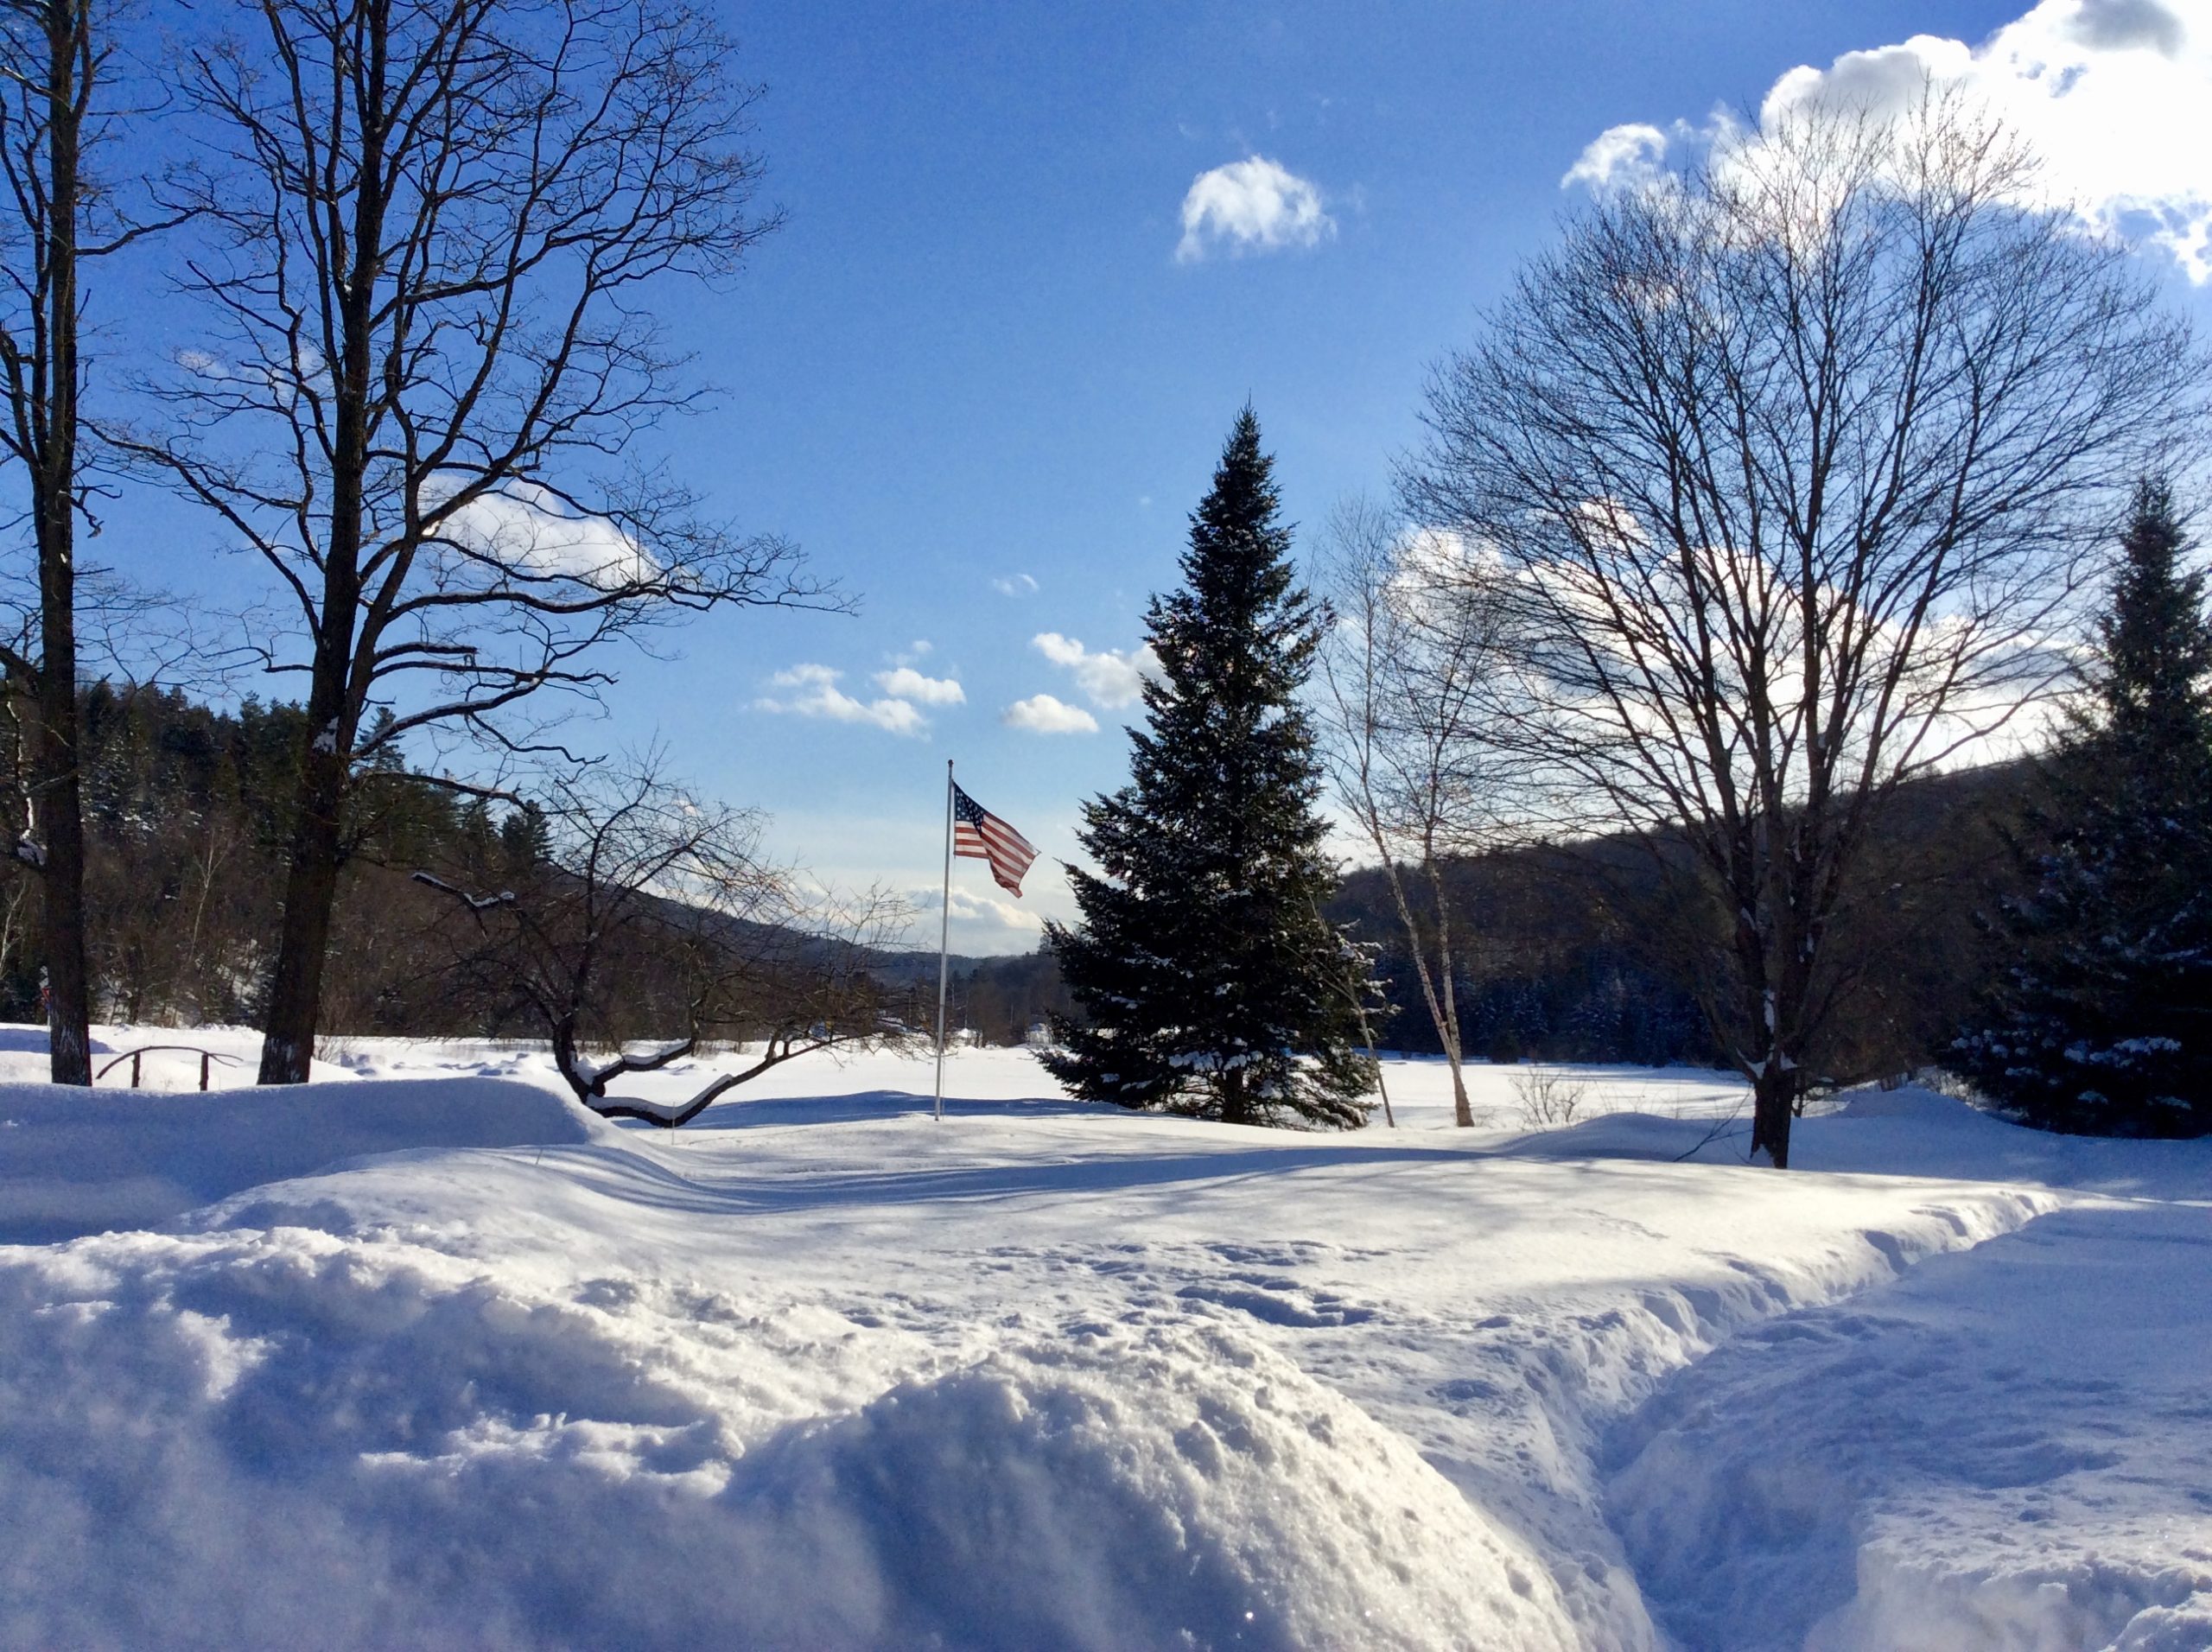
[500,803,553,874]
[1953,480,2212,1136]
[1043,410,1373,1128]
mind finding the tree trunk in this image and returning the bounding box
[1749,1065,1796,1168]
[1389,855,1476,1127]
[1445,1056,1471,1128]
[255,742,346,1083]
[30,1,88,1088]
[255,12,380,1084]
[1218,1064,1249,1126]
[1421,856,1475,1128]
[29,675,88,1083]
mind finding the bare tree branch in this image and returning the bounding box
[416,752,922,1127]
[108,0,844,1082]
[1402,88,2207,1166]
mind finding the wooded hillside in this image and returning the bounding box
[1328,760,2041,1083]
[6,683,938,1044]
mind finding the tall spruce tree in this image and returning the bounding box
[1953,480,2212,1136]
[1043,410,1371,1128]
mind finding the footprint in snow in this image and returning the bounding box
[1176,1280,1376,1329]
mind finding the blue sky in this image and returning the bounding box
[104,0,2212,955]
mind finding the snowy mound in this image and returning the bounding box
[745,1322,1573,1649]
[1832,1085,1990,1123]
[0,1077,595,1243]
[0,1224,1574,1649]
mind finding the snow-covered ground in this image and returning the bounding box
[1,1027,2205,1649]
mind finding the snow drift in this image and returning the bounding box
[0,1077,594,1244]
[2,1045,2205,1650]
[0,1223,1567,1650]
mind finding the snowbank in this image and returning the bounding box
[0,1223,1570,1649]
[725,1323,1573,1649]
[0,1077,595,1243]
[1,1048,2203,1650]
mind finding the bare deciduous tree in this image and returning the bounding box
[0,0,157,1080]
[418,757,918,1127]
[1314,496,1511,1128]
[1404,94,2202,1166]
[124,0,834,1083]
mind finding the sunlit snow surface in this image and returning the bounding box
[0,1030,2205,1649]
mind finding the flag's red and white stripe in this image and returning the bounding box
[952,783,1037,896]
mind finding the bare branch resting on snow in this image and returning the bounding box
[416,753,923,1127]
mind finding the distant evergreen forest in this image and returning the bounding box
[0,682,1043,1047]
[0,683,549,1031]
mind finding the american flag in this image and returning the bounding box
[952,782,1037,896]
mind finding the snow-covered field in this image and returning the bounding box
[1,1027,2206,1649]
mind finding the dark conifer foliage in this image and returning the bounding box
[1044,410,1373,1128]
[3,683,508,1027]
[1953,480,2212,1136]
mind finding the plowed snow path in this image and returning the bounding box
[1608,1190,2212,1650]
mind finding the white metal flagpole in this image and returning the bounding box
[933,759,953,1121]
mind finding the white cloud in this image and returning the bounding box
[1560,123,1672,192]
[912,885,1045,933]
[873,666,965,706]
[1031,632,1161,708]
[1563,0,2212,281]
[1176,156,1335,263]
[991,574,1040,597]
[432,480,658,588]
[755,664,926,736]
[1002,694,1098,734]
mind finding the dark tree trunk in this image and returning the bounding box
[1218,1064,1250,1126]
[255,727,348,1083]
[29,0,88,1087]
[32,692,89,1083]
[254,0,379,1084]
[1749,1066,1796,1169]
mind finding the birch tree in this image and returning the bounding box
[1314,498,1510,1128]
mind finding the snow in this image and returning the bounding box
[1607,1090,2212,1651]
[0,1027,2205,1649]
[0,1077,593,1245]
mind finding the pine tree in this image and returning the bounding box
[1043,410,1373,1128]
[1953,480,2212,1136]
